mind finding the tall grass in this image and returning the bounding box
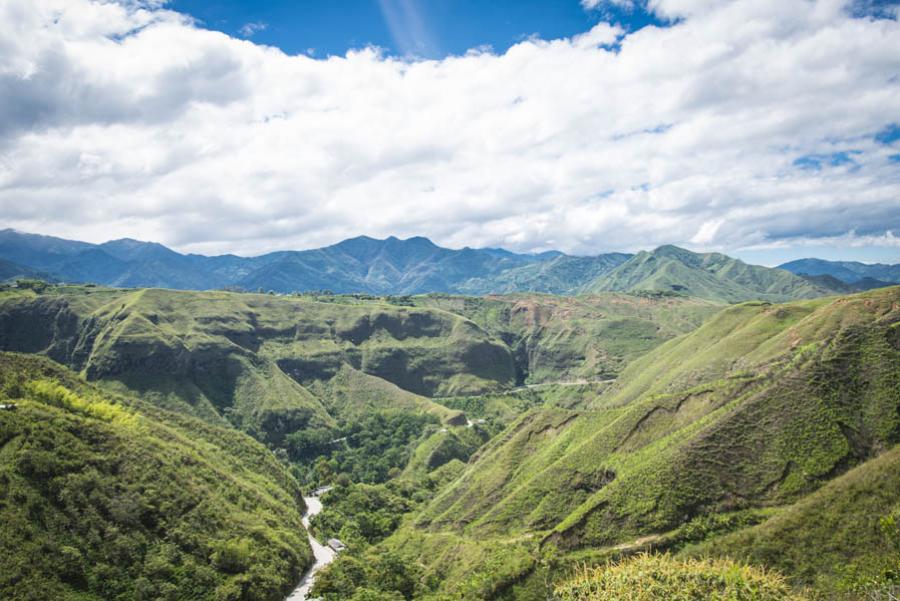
[554,553,806,600]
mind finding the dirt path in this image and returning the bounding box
[512,378,616,391]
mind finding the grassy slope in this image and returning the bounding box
[555,554,804,601]
[417,293,721,384]
[308,364,465,425]
[685,444,900,591]
[0,287,515,440]
[0,352,312,601]
[586,246,836,302]
[387,287,898,597]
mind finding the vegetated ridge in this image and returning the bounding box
[329,286,900,599]
[1,228,880,301]
[0,352,312,601]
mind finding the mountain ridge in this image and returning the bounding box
[1,228,896,301]
[778,257,900,286]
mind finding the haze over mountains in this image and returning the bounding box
[2,228,896,302]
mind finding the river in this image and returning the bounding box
[285,489,336,600]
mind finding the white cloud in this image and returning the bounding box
[581,0,636,11]
[238,21,267,38]
[0,0,898,260]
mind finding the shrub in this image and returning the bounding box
[554,553,805,601]
[211,538,253,574]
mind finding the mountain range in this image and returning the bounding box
[3,228,896,302]
[777,257,900,289]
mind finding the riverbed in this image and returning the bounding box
[285,491,336,600]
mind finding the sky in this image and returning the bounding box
[0,0,899,265]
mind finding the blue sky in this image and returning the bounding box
[1,0,899,264]
[170,0,664,58]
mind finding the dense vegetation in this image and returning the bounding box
[586,245,835,302]
[0,285,716,489]
[287,410,441,485]
[0,352,312,601]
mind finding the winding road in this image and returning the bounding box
[285,490,336,601]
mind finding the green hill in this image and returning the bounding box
[686,443,900,592]
[307,364,465,424]
[0,352,312,601]
[417,293,721,384]
[586,245,838,302]
[0,287,719,440]
[0,287,515,441]
[455,254,631,295]
[779,257,900,286]
[352,286,899,598]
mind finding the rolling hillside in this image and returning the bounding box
[4,281,897,599]
[361,286,899,598]
[585,245,836,302]
[779,257,900,287]
[0,287,514,443]
[0,352,312,601]
[686,443,900,591]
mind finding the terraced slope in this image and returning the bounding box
[390,287,899,596]
[587,245,836,302]
[0,352,312,601]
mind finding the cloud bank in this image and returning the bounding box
[0,0,898,257]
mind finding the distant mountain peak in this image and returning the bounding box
[1,228,894,298]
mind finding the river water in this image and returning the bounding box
[285,491,336,600]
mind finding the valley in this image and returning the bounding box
[0,281,897,600]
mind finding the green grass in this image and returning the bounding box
[684,444,900,594]
[374,287,900,597]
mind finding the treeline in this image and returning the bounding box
[286,411,441,486]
